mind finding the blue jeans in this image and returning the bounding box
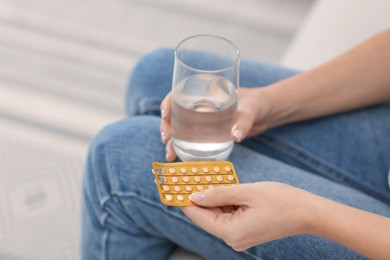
[81,48,390,260]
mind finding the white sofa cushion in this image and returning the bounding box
[281,0,390,70]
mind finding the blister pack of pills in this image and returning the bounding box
[152,161,240,206]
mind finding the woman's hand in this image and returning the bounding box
[182,183,390,258]
[160,30,390,162]
[159,87,276,162]
[180,182,316,251]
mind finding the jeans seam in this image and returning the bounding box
[100,191,263,260]
[102,228,109,260]
[139,97,162,115]
[86,190,109,260]
[255,134,390,204]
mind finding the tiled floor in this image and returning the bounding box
[0,0,314,259]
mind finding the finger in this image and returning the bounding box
[189,184,251,207]
[160,92,172,144]
[160,119,172,144]
[181,206,226,236]
[230,89,257,143]
[231,109,256,143]
[165,139,176,162]
[220,205,236,213]
[160,92,172,122]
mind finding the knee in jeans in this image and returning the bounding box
[89,117,161,161]
[85,117,163,196]
[139,48,174,64]
[130,48,174,80]
[126,48,175,116]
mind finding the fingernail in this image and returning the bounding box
[233,129,244,142]
[161,109,166,119]
[189,192,204,202]
[161,131,166,143]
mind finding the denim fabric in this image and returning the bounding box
[82,48,390,260]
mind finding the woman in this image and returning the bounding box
[81,30,390,259]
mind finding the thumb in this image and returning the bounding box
[189,185,248,207]
[231,110,256,143]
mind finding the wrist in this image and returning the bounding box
[299,192,335,236]
[289,189,327,236]
[259,83,298,128]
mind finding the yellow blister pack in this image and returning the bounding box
[152,161,240,206]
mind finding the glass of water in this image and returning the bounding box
[171,35,240,161]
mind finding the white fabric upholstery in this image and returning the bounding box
[281,0,390,70]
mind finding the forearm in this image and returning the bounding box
[306,195,390,259]
[264,29,390,128]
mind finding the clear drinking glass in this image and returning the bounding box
[171,35,240,161]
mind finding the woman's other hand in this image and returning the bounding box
[181,182,315,251]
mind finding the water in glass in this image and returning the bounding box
[171,74,237,161]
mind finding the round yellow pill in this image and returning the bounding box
[193,176,201,183]
[224,166,231,172]
[205,176,212,182]
[213,166,220,173]
[174,186,181,192]
[216,175,223,182]
[202,167,209,173]
[171,177,179,183]
[168,168,176,174]
[162,185,170,191]
[227,175,235,181]
[182,176,190,183]
[165,194,173,201]
[185,186,193,192]
[177,195,184,201]
[191,167,198,173]
[180,167,187,174]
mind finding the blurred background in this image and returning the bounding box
[6,0,389,259]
